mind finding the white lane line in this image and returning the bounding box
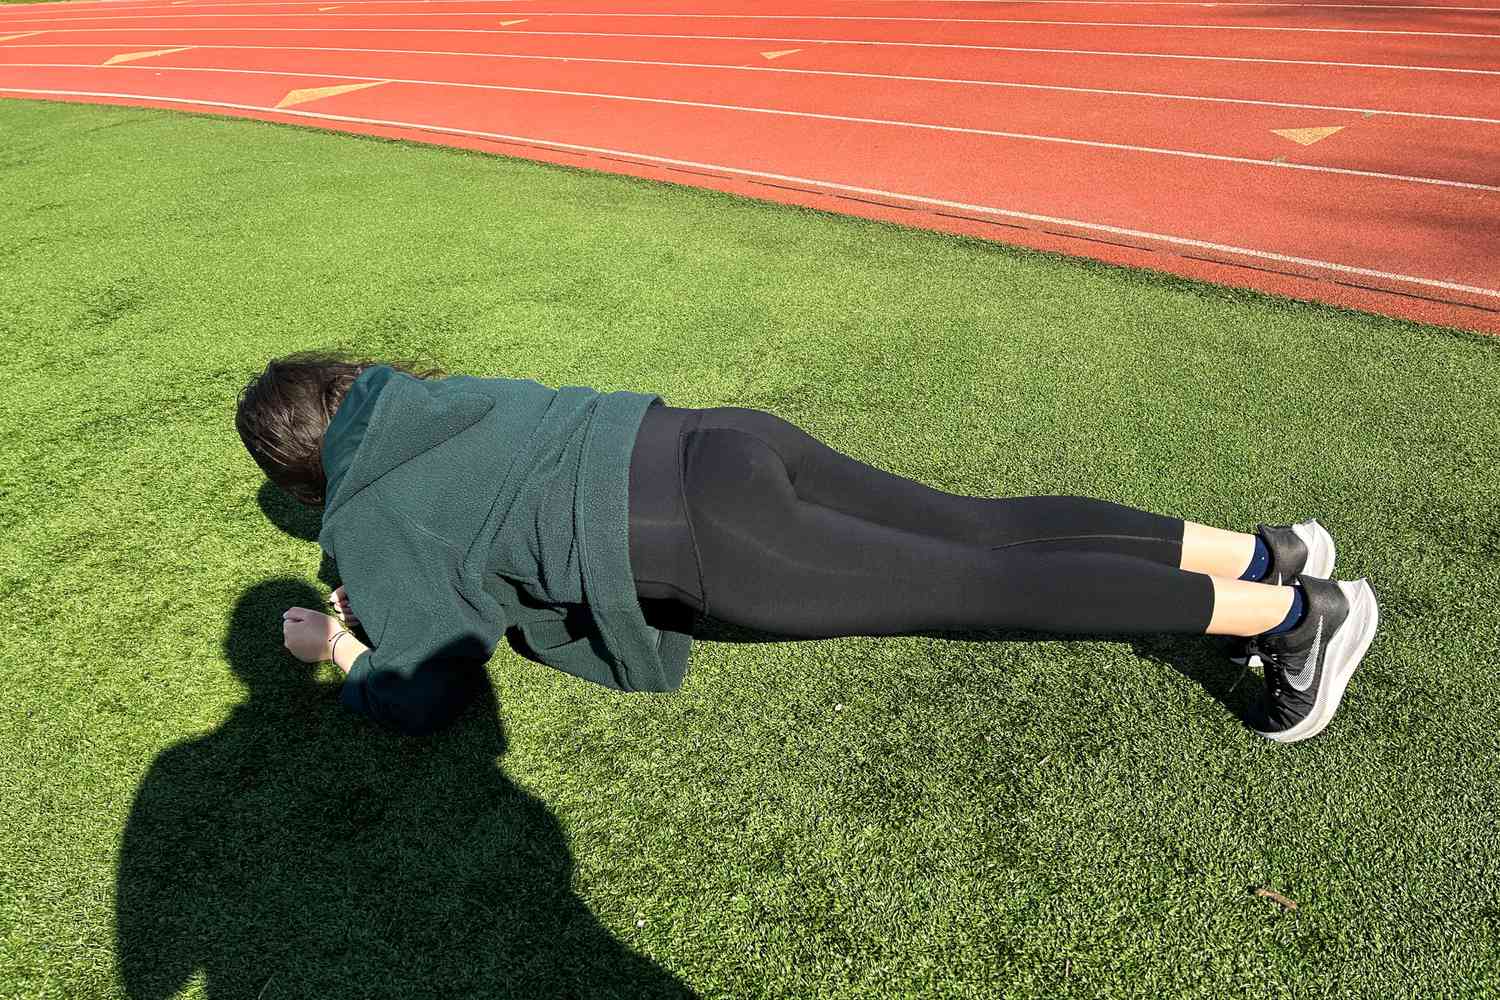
[8,61,1500,190]
[6,1,1500,9]
[831,1,1500,5]
[6,42,1499,124]
[852,1,1500,5]
[5,10,1499,36]
[1,83,1494,301]
[17,29,1500,76]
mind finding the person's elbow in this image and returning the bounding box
[381,666,485,737]
[390,708,447,738]
[381,694,460,737]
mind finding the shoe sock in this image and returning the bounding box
[1260,584,1306,637]
[1239,533,1272,582]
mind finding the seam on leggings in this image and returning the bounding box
[722,423,804,489]
[680,418,799,619]
[678,410,710,618]
[701,420,849,512]
[735,430,1183,560]
[986,532,1183,552]
[692,419,1184,566]
[635,577,704,607]
[728,423,804,491]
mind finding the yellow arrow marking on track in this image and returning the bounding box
[0,32,43,43]
[275,80,385,110]
[1271,126,1345,146]
[500,19,528,25]
[760,49,801,60]
[103,46,192,66]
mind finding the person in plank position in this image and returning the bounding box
[237,351,1378,744]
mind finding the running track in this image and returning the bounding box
[2,0,1498,333]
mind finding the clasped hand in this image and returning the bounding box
[282,585,360,664]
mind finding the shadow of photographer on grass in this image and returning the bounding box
[112,486,696,1000]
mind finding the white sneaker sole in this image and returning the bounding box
[1262,579,1378,744]
[1293,519,1337,580]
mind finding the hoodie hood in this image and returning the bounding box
[321,364,395,509]
[319,365,494,526]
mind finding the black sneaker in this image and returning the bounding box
[1229,520,1337,668]
[1247,575,1379,743]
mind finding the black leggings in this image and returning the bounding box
[627,404,1215,639]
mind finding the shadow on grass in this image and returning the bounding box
[114,488,698,999]
[672,609,1262,726]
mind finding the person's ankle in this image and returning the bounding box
[1239,532,1271,582]
[1259,583,1306,637]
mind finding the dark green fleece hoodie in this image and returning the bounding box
[316,365,694,735]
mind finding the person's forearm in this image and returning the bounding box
[331,630,370,677]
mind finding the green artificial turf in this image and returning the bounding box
[1,98,1496,1000]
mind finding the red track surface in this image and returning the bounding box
[2,0,1498,333]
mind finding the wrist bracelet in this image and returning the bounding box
[330,629,351,663]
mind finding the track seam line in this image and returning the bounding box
[8,42,1496,123]
[0,84,1495,303]
[9,61,1499,190]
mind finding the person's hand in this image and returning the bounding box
[282,606,344,664]
[329,585,360,626]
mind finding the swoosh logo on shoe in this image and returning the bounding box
[1284,617,1324,692]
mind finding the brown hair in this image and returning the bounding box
[235,349,447,507]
